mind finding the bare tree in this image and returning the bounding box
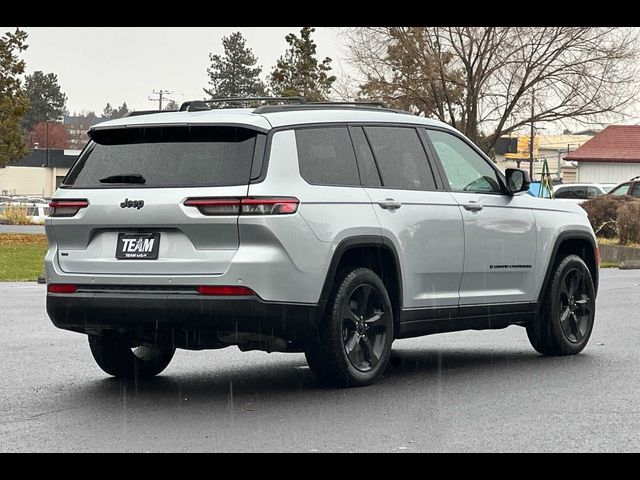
[345,27,640,153]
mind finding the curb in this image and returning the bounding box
[619,260,640,270]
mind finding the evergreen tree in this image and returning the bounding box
[204,32,266,99]
[102,102,114,118]
[102,102,129,119]
[164,99,180,110]
[116,102,129,117]
[269,27,336,101]
[22,70,67,131]
[0,28,29,168]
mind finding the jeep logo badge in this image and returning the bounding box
[120,198,144,209]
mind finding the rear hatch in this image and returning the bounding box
[49,124,266,275]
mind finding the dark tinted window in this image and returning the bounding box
[586,186,600,199]
[427,129,501,193]
[555,186,586,199]
[363,127,435,191]
[295,127,360,186]
[349,127,381,187]
[64,126,258,188]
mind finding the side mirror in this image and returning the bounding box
[505,168,530,194]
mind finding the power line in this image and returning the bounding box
[148,89,174,110]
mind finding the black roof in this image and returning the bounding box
[10,149,77,169]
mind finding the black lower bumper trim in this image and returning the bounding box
[47,292,321,343]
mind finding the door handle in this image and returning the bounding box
[462,201,484,212]
[378,198,402,210]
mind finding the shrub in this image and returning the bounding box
[581,195,636,238]
[618,201,640,246]
[0,205,33,225]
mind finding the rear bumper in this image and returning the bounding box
[46,290,321,343]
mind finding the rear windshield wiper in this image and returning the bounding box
[98,174,146,184]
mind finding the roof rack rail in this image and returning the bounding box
[122,109,178,117]
[180,96,306,112]
[252,101,408,115]
[308,101,389,108]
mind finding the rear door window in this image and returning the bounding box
[630,183,640,198]
[63,126,262,188]
[363,126,436,191]
[295,127,360,187]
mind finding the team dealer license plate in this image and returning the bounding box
[115,232,160,260]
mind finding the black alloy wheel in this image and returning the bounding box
[342,284,388,372]
[305,267,394,387]
[558,267,593,344]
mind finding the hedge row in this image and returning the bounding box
[581,195,640,244]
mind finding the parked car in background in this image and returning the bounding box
[552,183,610,204]
[600,184,618,193]
[0,200,50,224]
[607,176,640,198]
[27,197,49,204]
[527,181,552,198]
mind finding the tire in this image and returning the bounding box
[305,267,394,388]
[527,254,596,356]
[88,333,175,379]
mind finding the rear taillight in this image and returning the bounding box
[184,197,299,216]
[241,197,299,215]
[47,284,77,294]
[49,199,88,217]
[183,198,241,215]
[196,285,255,296]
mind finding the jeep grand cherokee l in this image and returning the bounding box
[45,98,599,387]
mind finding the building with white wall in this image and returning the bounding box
[565,126,640,184]
[0,149,79,198]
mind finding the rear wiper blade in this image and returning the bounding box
[99,174,146,184]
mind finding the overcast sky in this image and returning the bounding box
[3,27,348,114]
[4,26,638,131]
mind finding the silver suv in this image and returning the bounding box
[45,98,599,387]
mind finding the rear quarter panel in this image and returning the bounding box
[246,129,382,303]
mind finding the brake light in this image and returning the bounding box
[197,285,255,296]
[184,197,299,216]
[47,284,77,294]
[184,198,241,215]
[49,199,88,217]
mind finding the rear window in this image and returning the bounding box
[295,127,360,187]
[63,126,261,188]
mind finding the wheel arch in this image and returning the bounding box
[537,231,599,303]
[318,236,403,334]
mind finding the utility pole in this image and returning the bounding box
[529,88,535,181]
[45,120,50,167]
[148,89,173,110]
